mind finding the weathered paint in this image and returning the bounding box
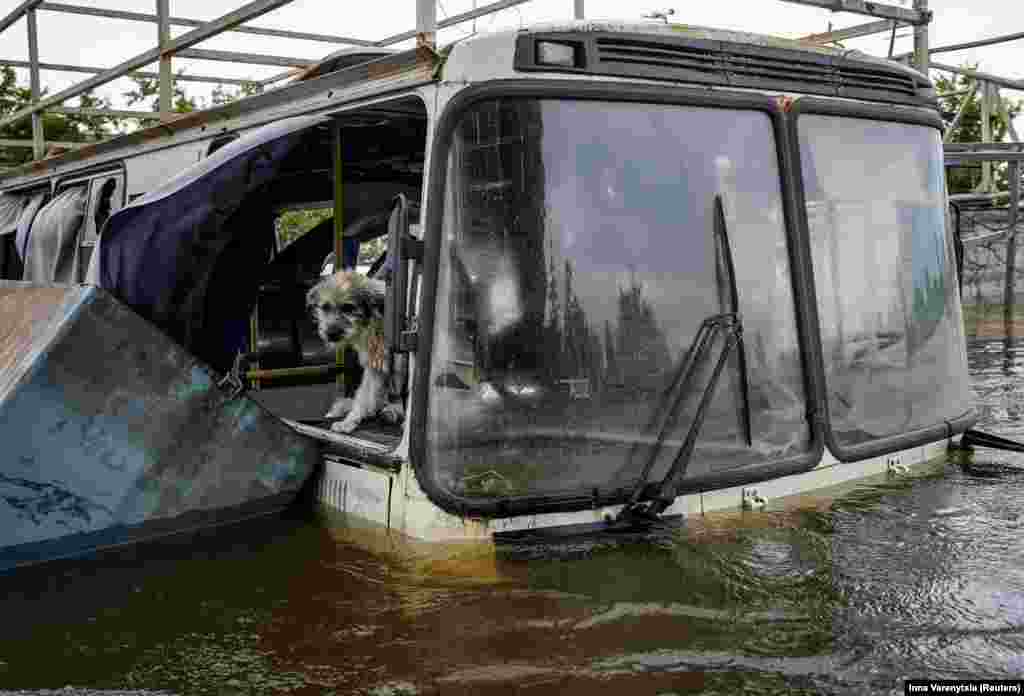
[0,282,319,572]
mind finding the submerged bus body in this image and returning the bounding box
[0,20,973,566]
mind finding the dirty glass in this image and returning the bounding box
[426,98,811,503]
[798,115,971,447]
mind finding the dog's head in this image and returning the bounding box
[307,271,386,349]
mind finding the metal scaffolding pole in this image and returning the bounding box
[25,7,43,160]
[176,47,312,68]
[416,0,436,50]
[981,81,993,192]
[0,138,90,149]
[995,87,1022,143]
[774,0,930,25]
[0,0,44,35]
[37,2,375,47]
[912,0,929,76]
[1004,159,1020,327]
[800,19,901,44]
[48,106,160,120]
[894,29,1024,61]
[930,62,1024,92]
[157,0,172,121]
[0,58,259,86]
[0,0,297,131]
[375,0,531,46]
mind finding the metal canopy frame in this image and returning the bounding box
[0,0,1020,164]
[0,0,531,159]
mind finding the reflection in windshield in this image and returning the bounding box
[799,115,971,446]
[426,98,810,502]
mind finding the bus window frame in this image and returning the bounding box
[52,165,126,283]
[786,97,976,463]
[411,79,826,520]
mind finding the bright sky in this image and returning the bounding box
[0,0,1021,131]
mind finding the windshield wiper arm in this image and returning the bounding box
[617,313,744,522]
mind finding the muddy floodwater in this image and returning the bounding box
[2,334,1024,695]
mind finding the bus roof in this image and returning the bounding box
[0,18,932,189]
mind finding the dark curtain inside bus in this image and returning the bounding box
[100,116,325,373]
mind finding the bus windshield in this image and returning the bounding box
[424,98,812,504]
[798,114,971,448]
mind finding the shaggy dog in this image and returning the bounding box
[307,271,404,434]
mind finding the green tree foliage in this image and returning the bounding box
[0,66,265,169]
[123,73,262,113]
[276,208,332,249]
[935,66,1022,195]
[0,66,121,168]
[274,208,387,265]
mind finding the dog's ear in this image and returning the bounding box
[306,282,321,315]
[355,281,386,319]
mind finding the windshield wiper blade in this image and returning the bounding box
[713,193,753,448]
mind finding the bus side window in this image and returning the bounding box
[81,173,124,282]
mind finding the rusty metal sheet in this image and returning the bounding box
[0,281,319,571]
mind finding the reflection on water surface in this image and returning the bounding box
[3,337,1024,695]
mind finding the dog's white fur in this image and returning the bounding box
[307,271,404,434]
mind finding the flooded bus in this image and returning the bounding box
[0,20,973,569]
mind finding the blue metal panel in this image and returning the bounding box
[0,282,319,572]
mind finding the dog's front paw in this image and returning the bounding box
[325,397,353,419]
[331,415,360,434]
[380,402,405,425]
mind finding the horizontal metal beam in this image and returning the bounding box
[376,0,532,46]
[259,68,303,86]
[0,57,260,86]
[48,106,160,120]
[930,62,1024,92]
[176,48,312,68]
[893,30,1024,60]
[37,2,375,46]
[0,0,43,36]
[773,0,930,25]
[946,142,1024,153]
[946,151,1024,164]
[0,138,89,148]
[0,0,295,130]
[800,18,901,44]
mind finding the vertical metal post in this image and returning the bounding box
[574,0,584,20]
[912,0,929,76]
[157,0,172,120]
[416,0,436,51]
[332,120,346,388]
[982,81,993,192]
[26,8,44,160]
[1003,160,1020,329]
[995,87,1021,143]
